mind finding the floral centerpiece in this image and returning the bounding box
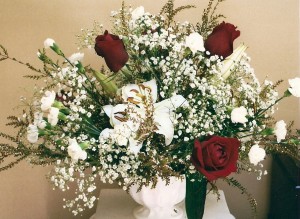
[0,0,299,218]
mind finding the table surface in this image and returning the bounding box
[90,189,235,219]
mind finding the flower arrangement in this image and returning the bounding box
[0,0,299,218]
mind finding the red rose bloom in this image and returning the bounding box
[94,30,129,72]
[204,22,240,59]
[191,135,240,181]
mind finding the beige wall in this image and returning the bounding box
[0,1,298,219]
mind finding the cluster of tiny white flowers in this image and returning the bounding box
[247,163,268,181]
[97,137,141,189]
[50,159,98,216]
[178,76,232,140]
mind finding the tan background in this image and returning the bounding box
[0,0,299,219]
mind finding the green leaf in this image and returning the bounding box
[92,70,118,97]
[185,173,207,219]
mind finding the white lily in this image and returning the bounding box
[121,79,157,105]
[153,95,188,145]
[221,43,248,79]
[104,79,188,147]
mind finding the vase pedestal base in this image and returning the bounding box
[90,189,235,219]
[133,205,185,219]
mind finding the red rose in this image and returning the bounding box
[204,22,240,59]
[191,135,240,181]
[94,30,129,72]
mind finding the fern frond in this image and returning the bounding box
[160,0,195,27]
[23,74,46,80]
[0,132,18,143]
[0,44,8,56]
[0,155,28,172]
[196,0,225,38]
[224,177,257,217]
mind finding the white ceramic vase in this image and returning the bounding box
[129,176,186,219]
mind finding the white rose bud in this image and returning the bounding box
[274,120,287,143]
[231,106,248,124]
[47,107,59,126]
[68,52,84,64]
[44,38,55,49]
[248,144,266,166]
[41,90,56,111]
[185,32,205,54]
[27,124,39,143]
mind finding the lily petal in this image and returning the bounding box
[103,104,127,126]
[121,84,140,102]
[128,139,143,155]
[154,113,174,145]
[143,79,157,103]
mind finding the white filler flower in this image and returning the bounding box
[131,6,145,21]
[248,144,266,166]
[67,138,87,162]
[44,38,55,49]
[274,120,287,143]
[231,106,248,124]
[185,32,205,54]
[288,77,300,97]
[41,90,56,111]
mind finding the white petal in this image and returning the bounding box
[288,77,300,97]
[99,128,113,140]
[221,44,248,79]
[142,79,157,103]
[169,95,188,108]
[154,95,187,114]
[154,113,174,145]
[103,104,127,126]
[131,6,145,21]
[128,139,143,155]
[121,84,140,102]
[103,105,113,117]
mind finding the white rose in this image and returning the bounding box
[68,52,84,64]
[248,144,266,166]
[185,32,205,54]
[67,138,87,162]
[44,38,55,49]
[48,107,59,126]
[231,106,248,124]
[131,6,145,21]
[288,77,300,97]
[274,120,287,143]
[41,90,56,111]
[27,124,39,143]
